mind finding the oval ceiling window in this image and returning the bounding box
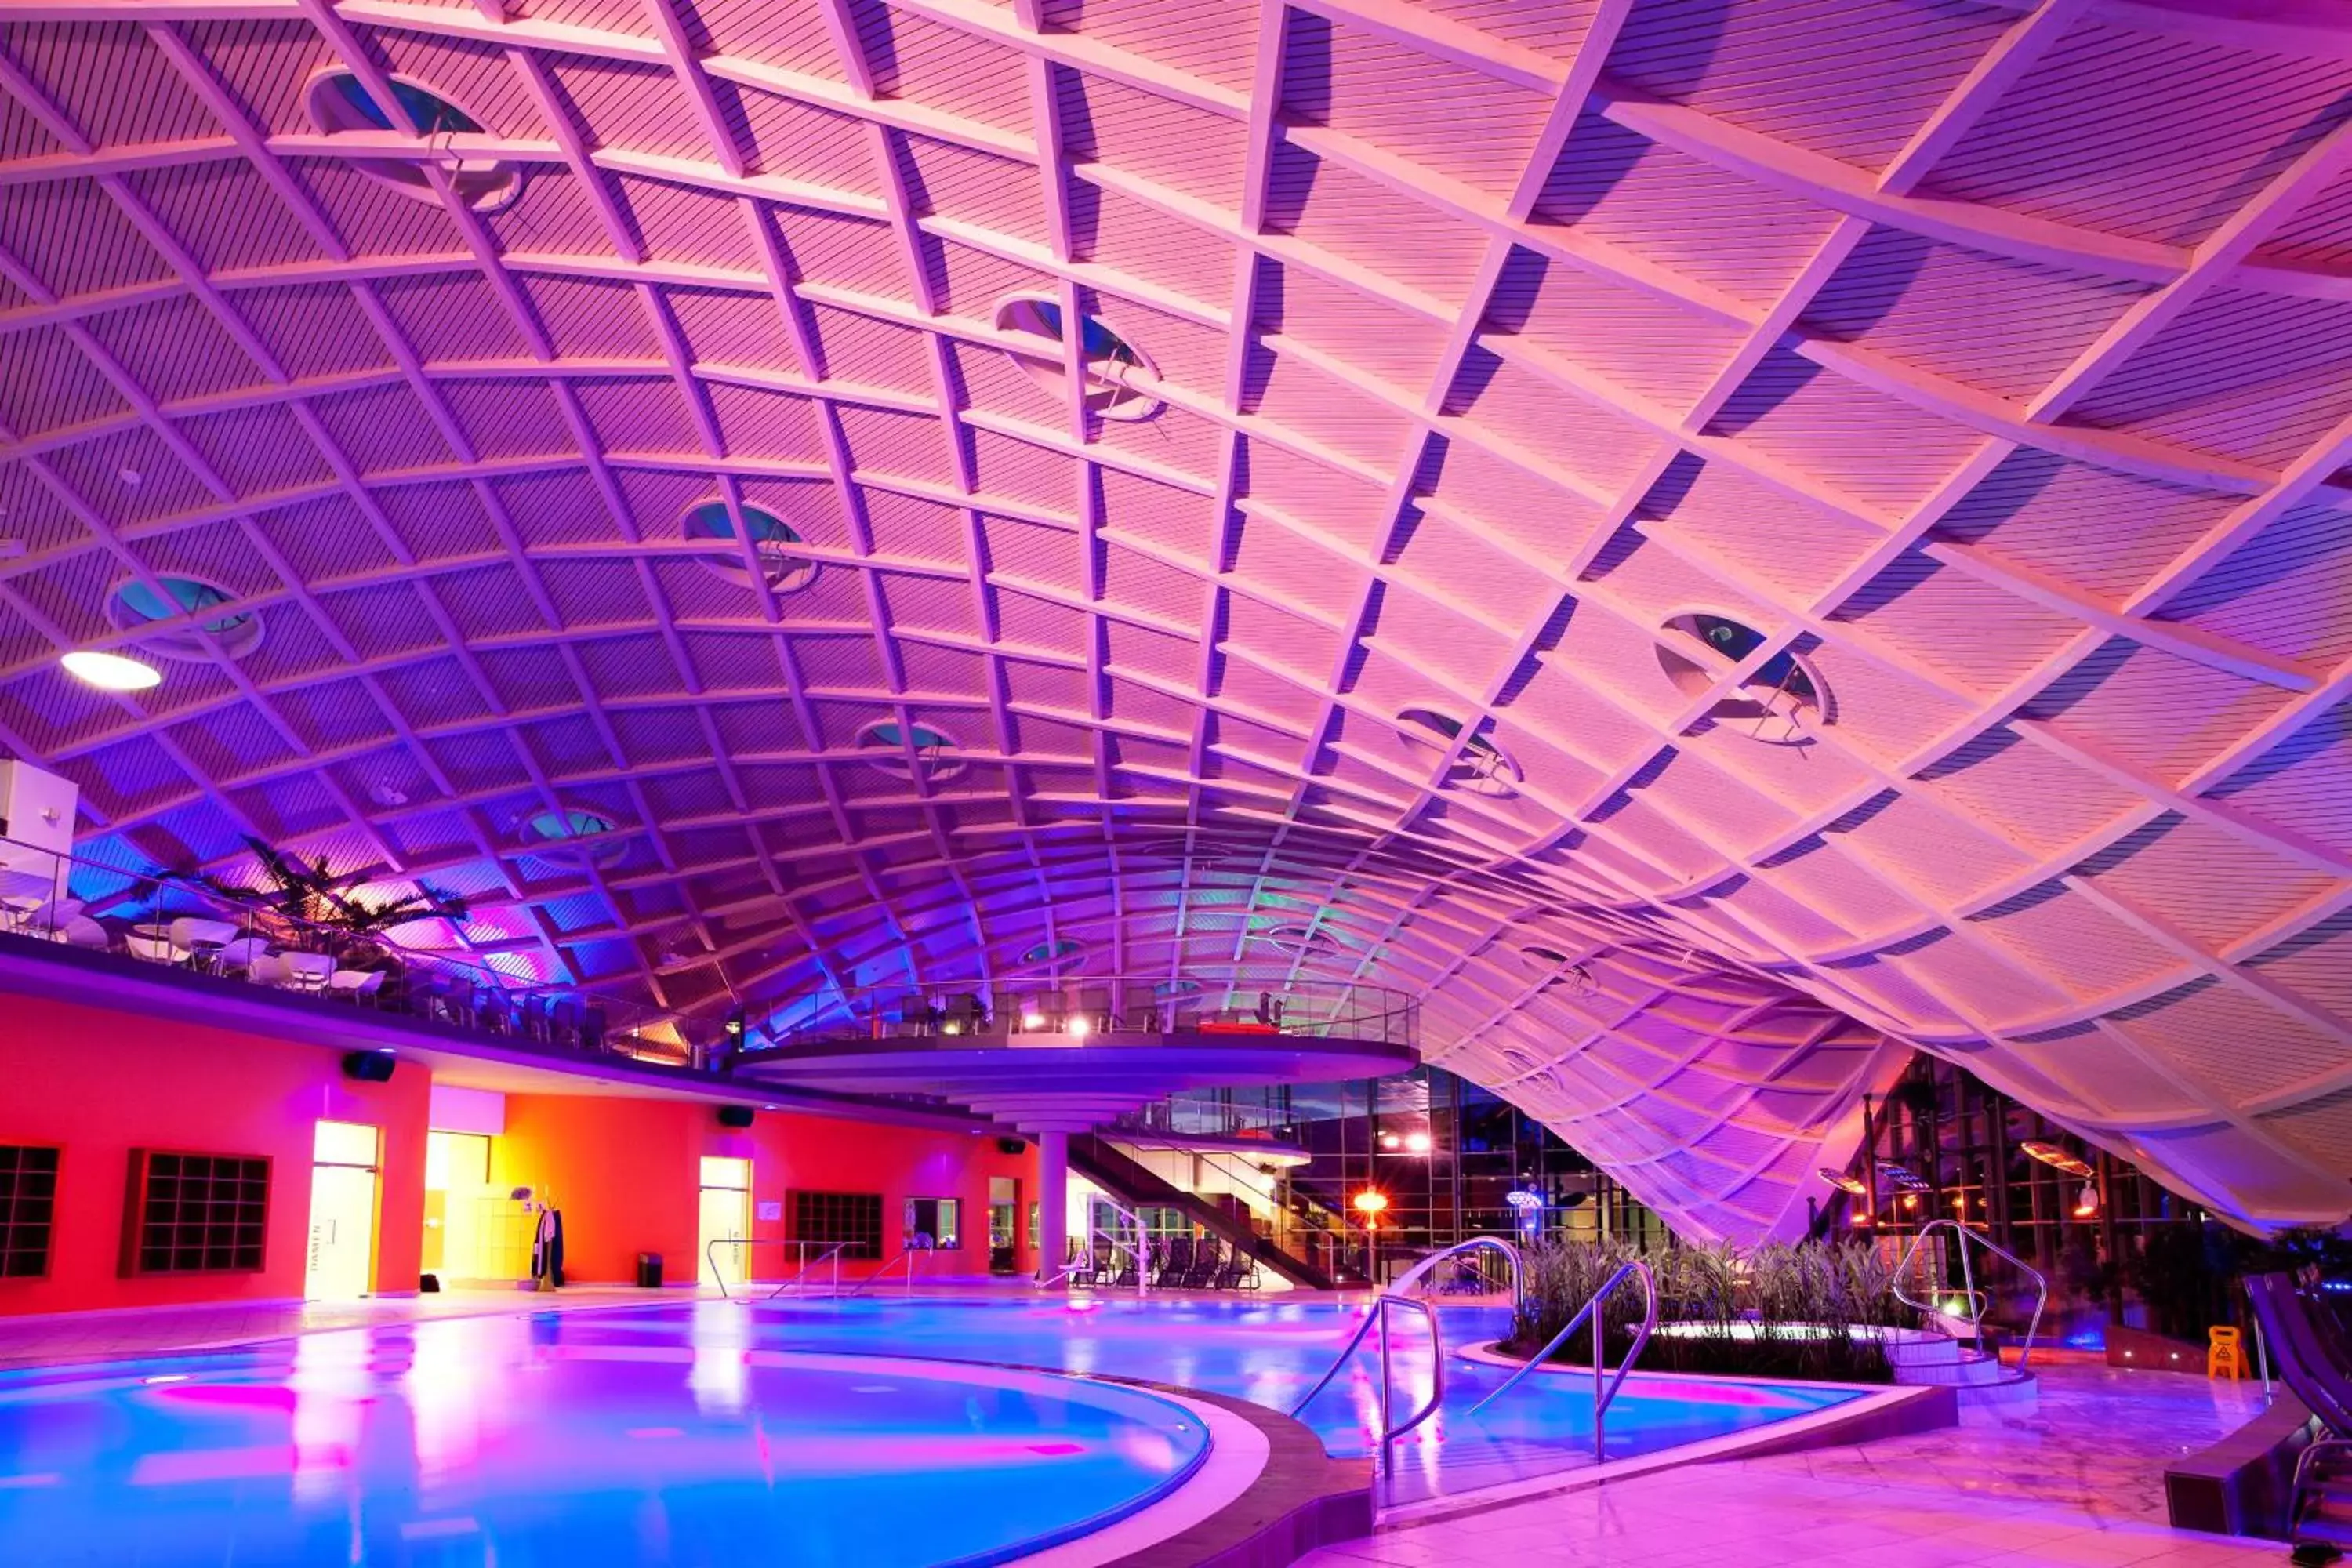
[1261,923,1339,957]
[1022,937,1084,965]
[682,500,816,593]
[855,719,965,782]
[993,294,1160,420]
[1655,612,1828,746]
[518,805,627,868]
[107,575,263,661]
[1397,707,1522,798]
[304,69,518,211]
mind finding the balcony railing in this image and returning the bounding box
[746,977,1418,1052]
[0,833,700,1070]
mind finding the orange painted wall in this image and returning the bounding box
[491,1094,1037,1284]
[0,993,430,1316]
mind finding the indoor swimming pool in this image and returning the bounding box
[0,1306,1208,1567]
[632,1294,1864,1501]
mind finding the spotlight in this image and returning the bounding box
[1404,1131,1431,1154]
[1351,1190,1388,1217]
[1022,1011,1044,1029]
[1069,1015,1089,1040]
[61,650,162,691]
[1380,1132,1399,1149]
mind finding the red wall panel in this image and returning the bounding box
[0,993,430,1316]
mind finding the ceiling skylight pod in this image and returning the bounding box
[993,295,1162,420]
[856,720,965,782]
[682,500,817,593]
[107,576,262,661]
[517,806,627,869]
[1396,708,1523,797]
[303,70,519,210]
[1654,613,1830,746]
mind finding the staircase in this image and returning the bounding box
[1886,1327,2039,1411]
[2292,1440,2352,1559]
[1069,1133,1337,1290]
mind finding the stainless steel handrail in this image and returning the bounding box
[703,1237,851,1301]
[1040,1194,1152,1294]
[1388,1236,1524,1314]
[1468,1258,1657,1460]
[851,1247,923,1296]
[1289,1294,1446,1479]
[1890,1218,2049,1371]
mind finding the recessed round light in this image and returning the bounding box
[61,649,162,691]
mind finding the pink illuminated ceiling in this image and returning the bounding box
[1,0,2349,1243]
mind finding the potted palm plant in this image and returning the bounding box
[172,837,470,967]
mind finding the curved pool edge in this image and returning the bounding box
[1007,1376,1374,1568]
[1370,1342,1959,1528]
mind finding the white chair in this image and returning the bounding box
[281,953,334,993]
[125,930,175,964]
[22,898,83,938]
[169,917,240,970]
[58,916,109,950]
[214,936,270,975]
[247,953,289,986]
[329,970,385,1006]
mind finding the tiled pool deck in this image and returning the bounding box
[1306,1356,2281,1568]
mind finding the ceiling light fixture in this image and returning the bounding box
[61,649,162,691]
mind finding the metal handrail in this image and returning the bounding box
[1289,1294,1446,1479]
[1890,1218,2049,1371]
[703,1237,851,1301]
[1040,1194,1152,1293]
[1468,1258,1657,1459]
[747,974,1420,1050]
[851,1247,923,1296]
[1388,1236,1524,1313]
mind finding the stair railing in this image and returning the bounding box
[1468,1258,1657,1460]
[1387,1236,1525,1315]
[1890,1218,2048,1371]
[851,1247,923,1296]
[704,1237,851,1301]
[1289,1294,1446,1480]
[1041,1194,1152,1294]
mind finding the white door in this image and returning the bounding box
[307,1121,379,1301]
[697,1156,752,1288]
[307,1165,377,1299]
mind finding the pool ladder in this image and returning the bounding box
[1468,1258,1658,1461]
[1290,1238,1526,1483]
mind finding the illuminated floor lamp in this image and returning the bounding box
[1505,1188,1544,1243]
[1353,1189,1388,1284]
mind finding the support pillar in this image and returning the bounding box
[1035,1130,1069,1284]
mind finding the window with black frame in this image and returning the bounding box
[0,1145,60,1279]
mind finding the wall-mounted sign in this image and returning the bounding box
[755,1200,782,1222]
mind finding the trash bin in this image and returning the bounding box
[635,1252,662,1289]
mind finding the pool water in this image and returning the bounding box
[0,1304,1206,1567]
[645,1294,1865,1501]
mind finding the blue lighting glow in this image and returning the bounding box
[0,1312,1206,1566]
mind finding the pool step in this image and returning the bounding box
[1888,1331,2038,1410]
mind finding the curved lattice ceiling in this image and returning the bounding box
[2,0,2348,1243]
